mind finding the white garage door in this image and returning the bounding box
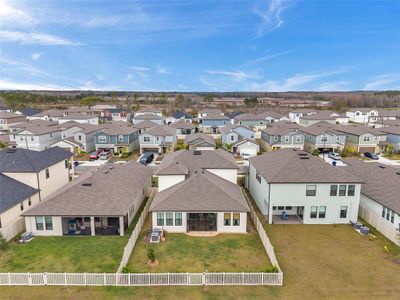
[239,147,258,157]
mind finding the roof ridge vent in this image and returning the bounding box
[379,165,386,169]
[82,182,92,186]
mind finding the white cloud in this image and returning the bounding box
[363,73,400,90]
[0,1,36,27]
[31,53,42,60]
[0,79,69,90]
[247,51,292,65]
[254,0,289,36]
[129,66,151,71]
[0,30,80,46]
[156,66,171,75]
[206,70,261,81]
[0,58,49,76]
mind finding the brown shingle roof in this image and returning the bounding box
[337,124,384,136]
[150,170,249,212]
[249,149,361,183]
[22,161,152,217]
[342,159,400,214]
[146,125,177,136]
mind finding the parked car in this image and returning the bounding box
[328,152,341,160]
[241,153,252,160]
[139,152,154,165]
[99,150,113,160]
[89,149,104,160]
[364,152,379,160]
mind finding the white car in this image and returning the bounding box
[328,152,341,160]
[241,153,252,160]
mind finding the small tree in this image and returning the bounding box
[312,148,320,156]
[147,248,156,263]
[0,233,8,252]
[385,144,394,157]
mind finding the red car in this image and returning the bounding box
[89,149,104,160]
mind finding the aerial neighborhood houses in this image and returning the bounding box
[260,122,305,151]
[185,133,216,151]
[139,125,177,154]
[345,108,379,124]
[0,112,26,131]
[94,122,140,154]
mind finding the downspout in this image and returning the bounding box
[268,183,272,224]
[36,172,42,202]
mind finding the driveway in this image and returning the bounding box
[319,153,347,166]
[137,152,159,167]
[363,155,400,167]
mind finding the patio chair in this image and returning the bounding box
[281,211,288,221]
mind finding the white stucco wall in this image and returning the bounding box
[206,168,237,184]
[158,175,186,192]
[25,216,63,236]
[248,164,270,216]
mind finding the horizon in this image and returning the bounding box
[1,0,399,92]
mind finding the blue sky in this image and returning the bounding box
[0,0,399,91]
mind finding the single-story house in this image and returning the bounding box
[247,149,362,224]
[165,111,193,124]
[185,133,216,151]
[22,161,152,237]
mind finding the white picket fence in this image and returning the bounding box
[242,189,282,273]
[0,272,283,286]
[0,218,25,241]
[117,188,156,273]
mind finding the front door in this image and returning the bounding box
[297,207,304,220]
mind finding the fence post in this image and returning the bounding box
[223,272,225,285]
[28,272,32,286]
[168,272,170,285]
[64,272,67,286]
[242,272,244,285]
[148,273,150,286]
[128,272,131,286]
[43,272,47,285]
[202,272,205,286]
[103,273,106,286]
[115,273,118,286]
[187,272,189,286]
[8,272,11,286]
[84,272,87,286]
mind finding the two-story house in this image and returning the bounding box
[221,124,256,144]
[345,108,379,124]
[233,113,266,131]
[260,122,305,151]
[338,124,387,154]
[301,122,347,153]
[288,109,317,123]
[0,112,26,131]
[94,122,139,154]
[29,109,64,122]
[100,109,132,123]
[298,111,339,127]
[379,126,400,152]
[58,113,99,125]
[200,114,230,134]
[258,111,289,124]
[169,120,196,136]
[133,113,163,125]
[133,109,163,118]
[198,108,224,121]
[165,111,193,124]
[247,149,362,224]
[139,125,177,154]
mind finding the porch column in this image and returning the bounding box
[119,216,124,236]
[90,217,95,236]
[268,201,273,224]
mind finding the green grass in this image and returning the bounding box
[0,198,150,273]
[126,217,271,273]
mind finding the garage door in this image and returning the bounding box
[141,148,159,154]
[359,146,376,154]
[239,148,258,156]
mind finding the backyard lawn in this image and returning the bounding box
[126,217,271,273]
[0,198,149,273]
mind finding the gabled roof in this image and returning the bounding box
[134,113,162,120]
[135,108,162,114]
[377,109,400,117]
[257,110,287,119]
[199,108,223,114]
[150,170,249,212]
[0,174,39,214]
[299,122,344,136]
[0,147,73,173]
[220,124,254,134]
[22,161,152,217]
[31,109,64,118]
[234,113,262,121]
[97,122,138,135]
[16,123,61,135]
[0,112,24,119]
[17,108,41,116]
[347,108,378,113]
[169,120,195,130]
[342,160,400,214]
[185,133,215,146]
[156,149,238,176]
[300,111,337,120]
[337,124,385,136]
[145,125,177,136]
[133,120,159,130]
[262,122,302,136]
[379,126,400,135]
[249,149,361,184]
[58,113,98,120]
[202,114,230,120]
[171,111,192,119]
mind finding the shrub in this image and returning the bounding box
[266,265,279,273]
[122,266,132,273]
[340,145,359,157]
[0,233,8,252]
[312,148,320,156]
[147,248,156,262]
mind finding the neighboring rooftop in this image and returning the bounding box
[97,122,138,135]
[22,161,152,217]
[145,125,177,136]
[262,122,302,135]
[201,114,230,120]
[185,133,215,146]
[299,122,344,136]
[342,159,400,214]
[0,112,25,119]
[156,149,237,176]
[16,108,41,116]
[379,126,400,135]
[134,113,163,120]
[249,148,361,183]
[133,120,159,130]
[171,111,192,119]
[58,113,99,120]
[0,174,39,214]
[150,170,249,212]
[31,109,64,118]
[0,147,73,173]
[337,124,384,136]
[169,120,195,130]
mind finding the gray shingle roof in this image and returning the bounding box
[185,133,215,146]
[262,122,302,136]
[150,170,249,212]
[0,147,73,173]
[249,148,361,183]
[0,174,39,214]
[169,120,195,130]
[342,159,400,214]
[299,122,344,136]
[379,126,400,135]
[134,113,162,120]
[22,161,152,217]
[97,122,138,135]
[337,124,385,136]
[171,111,192,119]
[0,112,24,119]
[156,149,238,176]
[17,108,41,116]
[146,125,177,136]
[133,120,159,130]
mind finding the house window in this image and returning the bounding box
[386,210,390,221]
[306,185,316,196]
[144,136,150,142]
[64,159,68,169]
[224,213,231,226]
[98,135,107,142]
[284,136,289,142]
[256,174,262,184]
[50,132,53,138]
[339,185,346,196]
[320,136,328,142]
[45,217,53,230]
[340,206,348,218]
[273,206,277,210]
[363,136,370,142]
[390,211,394,223]
[20,202,24,211]
[274,136,279,141]
[78,135,82,141]
[347,185,355,196]
[382,206,386,218]
[310,206,318,219]
[285,206,292,210]
[330,185,338,196]
[296,136,301,142]
[278,206,284,210]
[319,206,326,218]
[233,213,240,226]
[230,135,235,141]
[45,168,50,179]
[118,135,124,142]
[175,213,182,226]
[30,136,34,141]
[157,213,164,226]
[28,198,31,206]
[35,217,44,230]
[166,213,173,226]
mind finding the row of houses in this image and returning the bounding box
[2,146,398,246]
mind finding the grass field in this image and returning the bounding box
[126,217,271,273]
[0,198,149,273]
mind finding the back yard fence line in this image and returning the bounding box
[0,272,283,286]
[242,189,283,273]
[117,188,156,274]
[0,218,25,242]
